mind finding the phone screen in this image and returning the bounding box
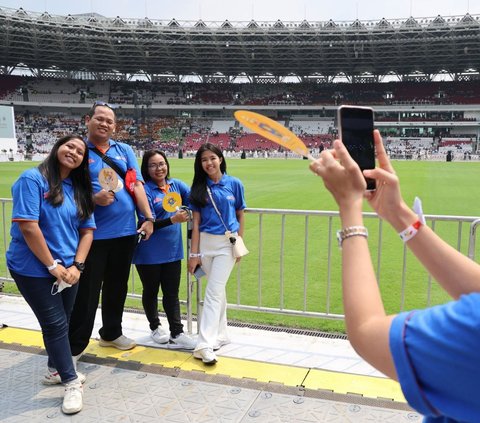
[338,106,376,190]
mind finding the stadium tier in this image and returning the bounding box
[1,6,480,159]
[4,76,480,106]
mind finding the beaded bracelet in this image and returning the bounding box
[336,226,368,248]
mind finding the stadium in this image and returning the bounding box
[1,4,480,422]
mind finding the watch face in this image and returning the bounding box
[74,262,85,272]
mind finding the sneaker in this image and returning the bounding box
[193,348,217,365]
[62,381,83,414]
[169,333,196,350]
[42,370,86,385]
[98,335,136,350]
[213,338,231,351]
[72,353,83,371]
[150,327,169,344]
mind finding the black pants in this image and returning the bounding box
[135,260,184,337]
[68,235,136,356]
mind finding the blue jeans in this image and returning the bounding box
[10,269,78,383]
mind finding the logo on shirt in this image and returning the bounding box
[154,197,161,204]
[226,195,235,201]
[115,155,127,162]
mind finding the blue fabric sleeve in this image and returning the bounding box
[390,294,480,422]
[11,170,42,221]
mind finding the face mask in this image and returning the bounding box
[51,280,72,295]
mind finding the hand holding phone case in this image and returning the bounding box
[193,265,206,280]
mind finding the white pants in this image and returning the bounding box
[195,232,236,351]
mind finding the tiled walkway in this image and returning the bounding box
[0,294,418,422]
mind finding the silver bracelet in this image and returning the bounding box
[336,226,368,248]
[189,253,203,258]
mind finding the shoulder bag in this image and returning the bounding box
[206,186,249,258]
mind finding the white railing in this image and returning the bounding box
[1,198,479,332]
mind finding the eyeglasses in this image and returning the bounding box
[148,163,167,170]
[93,100,116,110]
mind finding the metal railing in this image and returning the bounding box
[1,198,479,331]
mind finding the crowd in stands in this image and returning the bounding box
[3,75,480,108]
[2,75,479,161]
[10,110,477,162]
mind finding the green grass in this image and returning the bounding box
[1,158,480,333]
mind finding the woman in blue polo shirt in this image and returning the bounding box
[188,143,246,364]
[310,130,480,422]
[133,150,195,350]
[6,134,95,415]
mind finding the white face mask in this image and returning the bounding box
[51,280,72,295]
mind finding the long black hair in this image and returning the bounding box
[140,150,170,182]
[38,134,95,220]
[189,143,226,208]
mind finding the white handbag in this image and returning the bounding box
[232,234,249,258]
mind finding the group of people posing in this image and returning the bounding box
[6,101,480,422]
[6,102,246,415]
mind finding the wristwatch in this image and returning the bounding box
[144,217,155,223]
[73,261,85,273]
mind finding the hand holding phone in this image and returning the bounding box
[337,105,376,190]
[136,230,146,244]
[193,264,206,280]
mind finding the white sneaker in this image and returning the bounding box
[213,338,231,351]
[150,327,169,344]
[98,335,136,350]
[193,348,217,365]
[42,370,86,385]
[169,333,196,350]
[62,381,83,414]
[72,353,83,371]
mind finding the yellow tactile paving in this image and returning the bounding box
[304,368,406,402]
[0,326,44,347]
[182,354,309,386]
[0,326,406,402]
[85,342,190,368]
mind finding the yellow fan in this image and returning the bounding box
[234,110,314,160]
[162,192,182,212]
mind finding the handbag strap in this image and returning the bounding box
[90,146,126,180]
[206,186,229,233]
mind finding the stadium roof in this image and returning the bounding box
[1,6,480,81]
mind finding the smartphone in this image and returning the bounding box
[193,264,206,280]
[337,105,376,190]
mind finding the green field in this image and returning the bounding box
[1,158,480,333]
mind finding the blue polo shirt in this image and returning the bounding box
[88,139,143,240]
[190,174,246,235]
[133,178,190,265]
[390,293,480,422]
[6,167,96,278]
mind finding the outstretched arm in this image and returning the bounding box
[310,139,397,379]
[364,131,480,299]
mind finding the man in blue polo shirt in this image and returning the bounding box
[68,102,154,357]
